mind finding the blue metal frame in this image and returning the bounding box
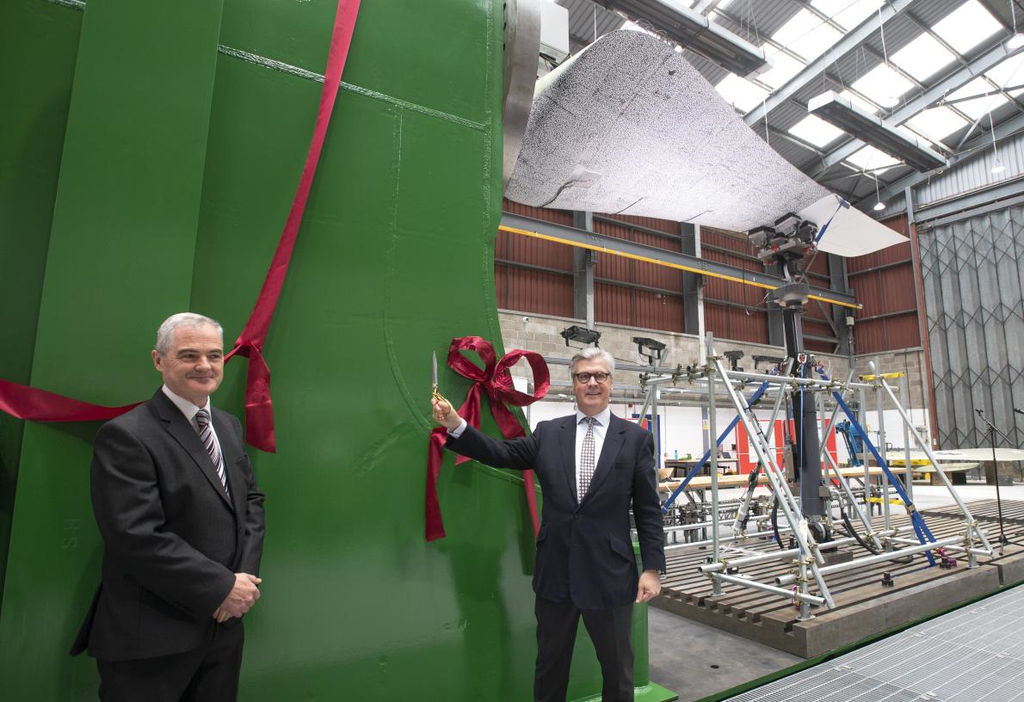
[661,380,771,513]
[817,368,937,566]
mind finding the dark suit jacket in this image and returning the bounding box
[71,389,266,661]
[448,413,664,610]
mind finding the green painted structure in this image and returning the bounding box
[0,1,675,699]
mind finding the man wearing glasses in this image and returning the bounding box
[432,346,664,702]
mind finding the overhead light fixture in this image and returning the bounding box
[632,336,667,364]
[561,325,601,346]
[808,91,947,172]
[873,176,885,211]
[989,112,1006,173]
[596,0,768,76]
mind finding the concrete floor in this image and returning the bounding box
[647,482,1024,701]
[647,607,802,701]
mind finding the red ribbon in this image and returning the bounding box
[0,379,141,422]
[0,0,362,450]
[426,336,551,542]
[225,0,362,452]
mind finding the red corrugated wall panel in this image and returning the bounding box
[703,300,770,344]
[497,199,575,315]
[701,227,772,345]
[495,264,574,317]
[596,283,632,327]
[846,214,920,353]
[495,204,875,350]
[592,215,685,330]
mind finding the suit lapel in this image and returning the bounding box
[560,415,578,502]
[586,413,625,499]
[151,391,233,508]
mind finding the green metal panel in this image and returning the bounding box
[0,0,224,699]
[0,1,675,699]
[0,0,82,598]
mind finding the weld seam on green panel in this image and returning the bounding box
[217,46,486,131]
[341,82,487,131]
[217,45,326,83]
[32,2,488,133]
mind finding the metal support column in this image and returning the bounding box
[572,210,595,327]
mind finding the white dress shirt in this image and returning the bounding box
[161,385,224,462]
[575,407,611,494]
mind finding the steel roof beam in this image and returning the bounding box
[743,0,914,127]
[808,42,1023,178]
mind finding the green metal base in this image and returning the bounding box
[574,682,679,702]
[636,682,680,701]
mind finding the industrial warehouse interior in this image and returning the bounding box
[3,0,1024,700]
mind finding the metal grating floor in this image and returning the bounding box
[724,583,1024,701]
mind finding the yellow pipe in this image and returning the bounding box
[498,224,862,310]
[861,372,904,381]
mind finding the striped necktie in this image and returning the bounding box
[195,409,229,497]
[578,416,596,501]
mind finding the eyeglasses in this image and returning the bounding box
[573,371,611,384]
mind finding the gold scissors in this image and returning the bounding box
[432,351,452,415]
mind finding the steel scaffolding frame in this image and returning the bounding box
[649,333,995,618]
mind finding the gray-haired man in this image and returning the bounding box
[432,346,664,701]
[72,313,266,702]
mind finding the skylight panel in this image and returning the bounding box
[850,63,914,108]
[846,145,901,172]
[715,73,769,112]
[837,89,879,114]
[758,45,805,89]
[906,106,970,141]
[771,9,844,62]
[788,114,846,147]
[810,0,883,31]
[890,33,956,82]
[985,53,1024,96]
[932,0,1001,56]
[947,77,1008,120]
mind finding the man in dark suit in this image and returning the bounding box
[72,313,266,702]
[432,346,664,702]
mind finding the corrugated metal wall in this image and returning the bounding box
[914,131,1024,209]
[496,200,574,317]
[918,203,1024,449]
[802,249,837,354]
[846,214,921,354]
[594,213,686,331]
[700,227,772,345]
[494,204,885,349]
[496,203,810,344]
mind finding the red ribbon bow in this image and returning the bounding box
[426,336,550,542]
